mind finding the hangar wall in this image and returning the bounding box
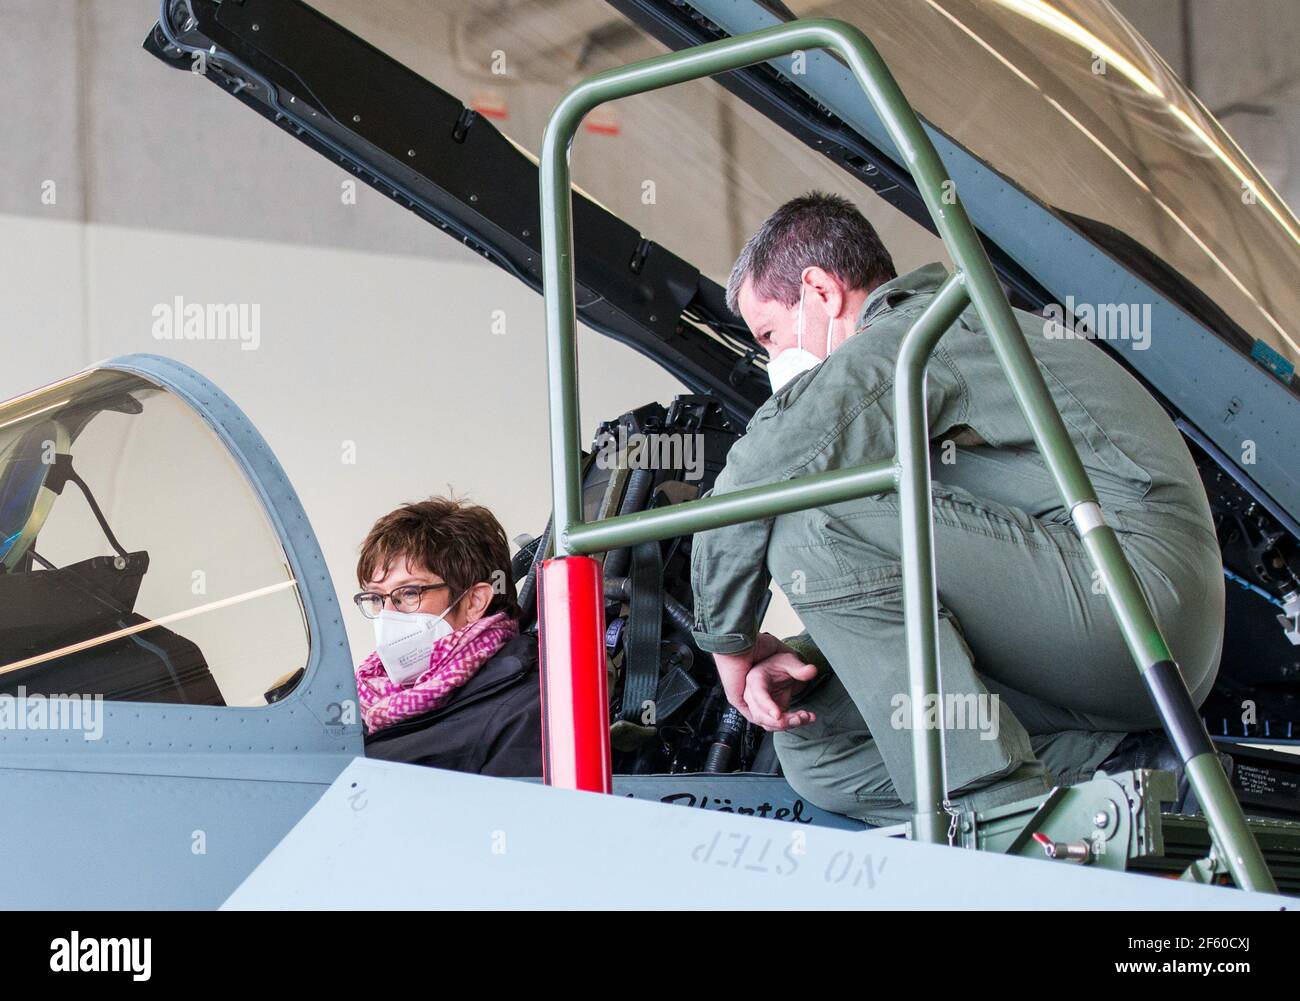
[0,211,738,661]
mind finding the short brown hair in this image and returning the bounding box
[356,497,520,619]
[726,191,896,315]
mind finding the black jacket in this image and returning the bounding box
[363,632,543,777]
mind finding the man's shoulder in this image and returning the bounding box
[792,326,898,403]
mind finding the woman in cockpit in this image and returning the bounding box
[352,496,542,776]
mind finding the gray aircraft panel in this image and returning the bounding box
[0,751,354,786]
[223,758,1291,909]
[0,762,348,909]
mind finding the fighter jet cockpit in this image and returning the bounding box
[3,0,1300,914]
[0,368,309,708]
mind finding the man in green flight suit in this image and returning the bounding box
[690,192,1225,824]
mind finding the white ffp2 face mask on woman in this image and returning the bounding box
[767,283,836,394]
[371,595,463,686]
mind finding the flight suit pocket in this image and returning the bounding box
[1039,365,1153,499]
[771,541,864,608]
[771,505,902,610]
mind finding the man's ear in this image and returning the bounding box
[463,581,496,624]
[802,266,848,319]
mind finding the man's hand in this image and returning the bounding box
[713,632,817,731]
[712,649,757,722]
[744,645,818,731]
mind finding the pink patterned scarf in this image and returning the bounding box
[356,611,519,734]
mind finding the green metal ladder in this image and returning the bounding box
[536,16,1275,893]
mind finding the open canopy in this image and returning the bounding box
[771,0,1300,370]
[144,0,1300,520]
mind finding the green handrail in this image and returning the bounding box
[537,17,1275,892]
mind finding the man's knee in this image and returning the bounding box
[773,673,902,816]
[773,726,898,818]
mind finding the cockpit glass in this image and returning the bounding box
[0,369,309,708]
[778,0,1300,371]
[319,0,1297,375]
[0,427,57,566]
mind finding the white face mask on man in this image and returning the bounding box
[766,283,839,393]
[372,593,464,686]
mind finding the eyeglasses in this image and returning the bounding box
[353,582,451,619]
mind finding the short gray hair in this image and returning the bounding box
[725,191,896,315]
